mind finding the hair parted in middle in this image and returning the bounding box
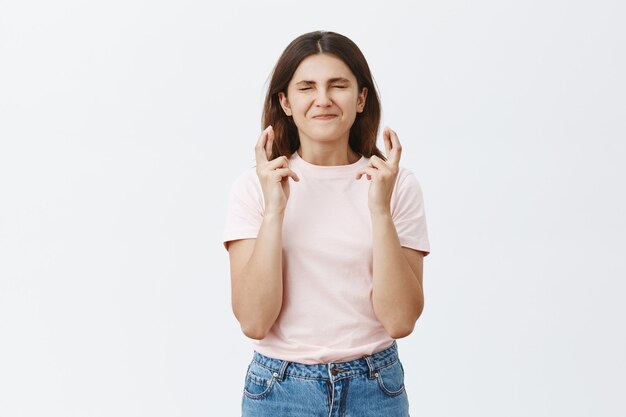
[262,30,386,162]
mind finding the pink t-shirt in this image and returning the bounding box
[222,151,430,364]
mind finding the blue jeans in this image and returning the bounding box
[241,341,410,417]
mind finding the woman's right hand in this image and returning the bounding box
[255,125,300,215]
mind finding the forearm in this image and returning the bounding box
[371,212,424,338]
[232,212,284,339]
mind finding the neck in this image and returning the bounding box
[297,146,360,166]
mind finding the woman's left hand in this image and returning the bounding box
[355,126,402,216]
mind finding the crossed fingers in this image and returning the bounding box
[254,125,300,184]
[355,127,402,180]
[255,125,274,164]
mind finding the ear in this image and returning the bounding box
[356,87,368,113]
[278,92,292,116]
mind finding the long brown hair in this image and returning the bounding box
[262,31,386,161]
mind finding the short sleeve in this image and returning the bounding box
[391,169,431,256]
[222,168,265,251]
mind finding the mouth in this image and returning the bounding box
[312,114,338,120]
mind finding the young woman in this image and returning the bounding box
[222,30,430,417]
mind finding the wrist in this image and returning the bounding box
[263,210,285,221]
[369,207,392,219]
[368,204,391,218]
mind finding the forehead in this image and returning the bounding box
[290,53,356,83]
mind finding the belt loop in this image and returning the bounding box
[364,354,376,379]
[276,360,290,381]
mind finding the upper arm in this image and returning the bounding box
[392,171,431,256]
[401,247,424,286]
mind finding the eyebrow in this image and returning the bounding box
[294,77,351,86]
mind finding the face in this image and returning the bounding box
[278,53,367,145]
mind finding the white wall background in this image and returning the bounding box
[1,0,625,416]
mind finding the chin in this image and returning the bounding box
[302,126,350,142]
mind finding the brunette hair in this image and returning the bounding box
[262,31,386,161]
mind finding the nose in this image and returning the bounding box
[314,88,332,107]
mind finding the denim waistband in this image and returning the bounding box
[251,341,400,381]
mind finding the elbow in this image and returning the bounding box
[233,306,271,340]
[241,326,269,340]
[240,323,270,340]
[385,304,424,339]
[238,315,276,340]
[232,299,280,340]
[387,323,416,339]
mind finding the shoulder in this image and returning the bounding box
[230,166,261,192]
[395,165,423,192]
[390,165,427,213]
[226,166,265,209]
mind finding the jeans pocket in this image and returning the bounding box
[375,360,406,397]
[243,363,276,400]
